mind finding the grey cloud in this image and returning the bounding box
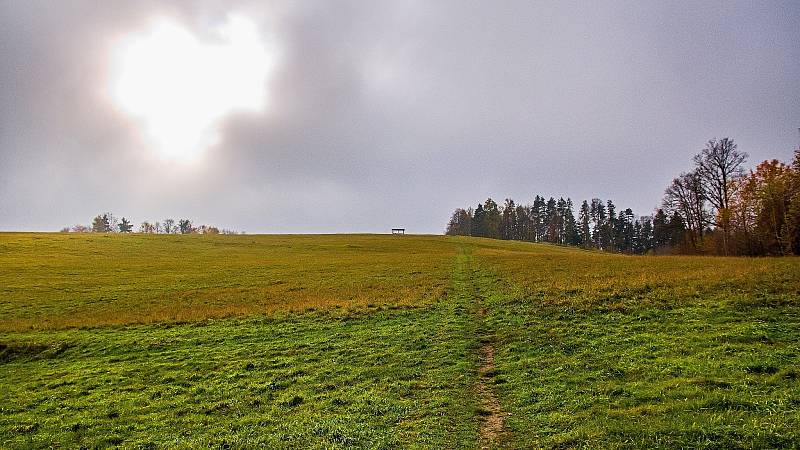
[2,0,799,232]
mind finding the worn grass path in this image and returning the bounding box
[451,245,513,449]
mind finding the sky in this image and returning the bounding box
[1,0,799,233]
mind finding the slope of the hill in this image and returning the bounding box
[1,233,798,448]
[0,233,456,331]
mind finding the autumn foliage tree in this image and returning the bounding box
[785,150,800,254]
[729,159,794,255]
[662,138,800,256]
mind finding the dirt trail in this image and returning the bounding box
[477,344,507,448]
[474,290,508,448]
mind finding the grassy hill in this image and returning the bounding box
[1,233,798,448]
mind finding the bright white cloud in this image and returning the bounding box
[110,15,274,161]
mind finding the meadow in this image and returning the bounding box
[1,233,798,448]
[0,234,455,331]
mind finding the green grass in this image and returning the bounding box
[0,305,481,448]
[470,239,800,448]
[1,233,799,448]
[0,233,454,331]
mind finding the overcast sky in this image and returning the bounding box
[2,1,799,233]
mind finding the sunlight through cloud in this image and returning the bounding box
[110,15,274,161]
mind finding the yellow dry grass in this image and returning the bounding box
[0,233,455,331]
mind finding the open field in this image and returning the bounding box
[1,233,799,448]
[0,234,454,331]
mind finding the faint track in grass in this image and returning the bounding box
[454,245,510,449]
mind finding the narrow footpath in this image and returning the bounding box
[454,246,510,449]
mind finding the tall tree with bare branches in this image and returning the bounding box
[663,170,707,250]
[693,138,748,254]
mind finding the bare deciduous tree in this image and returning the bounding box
[693,138,748,254]
[163,218,175,234]
[663,170,707,250]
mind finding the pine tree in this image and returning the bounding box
[639,215,654,253]
[619,208,635,252]
[605,200,617,252]
[541,197,554,242]
[483,198,501,239]
[578,200,592,248]
[533,197,542,241]
[563,198,580,246]
[500,199,517,240]
[590,199,606,249]
[118,217,133,233]
[515,204,529,241]
[668,211,687,248]
[652,209,669,249]
[471,204,486,237]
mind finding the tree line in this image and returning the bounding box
[446,196,676,254]
[61,213,241,235]
[447,138,800,256]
